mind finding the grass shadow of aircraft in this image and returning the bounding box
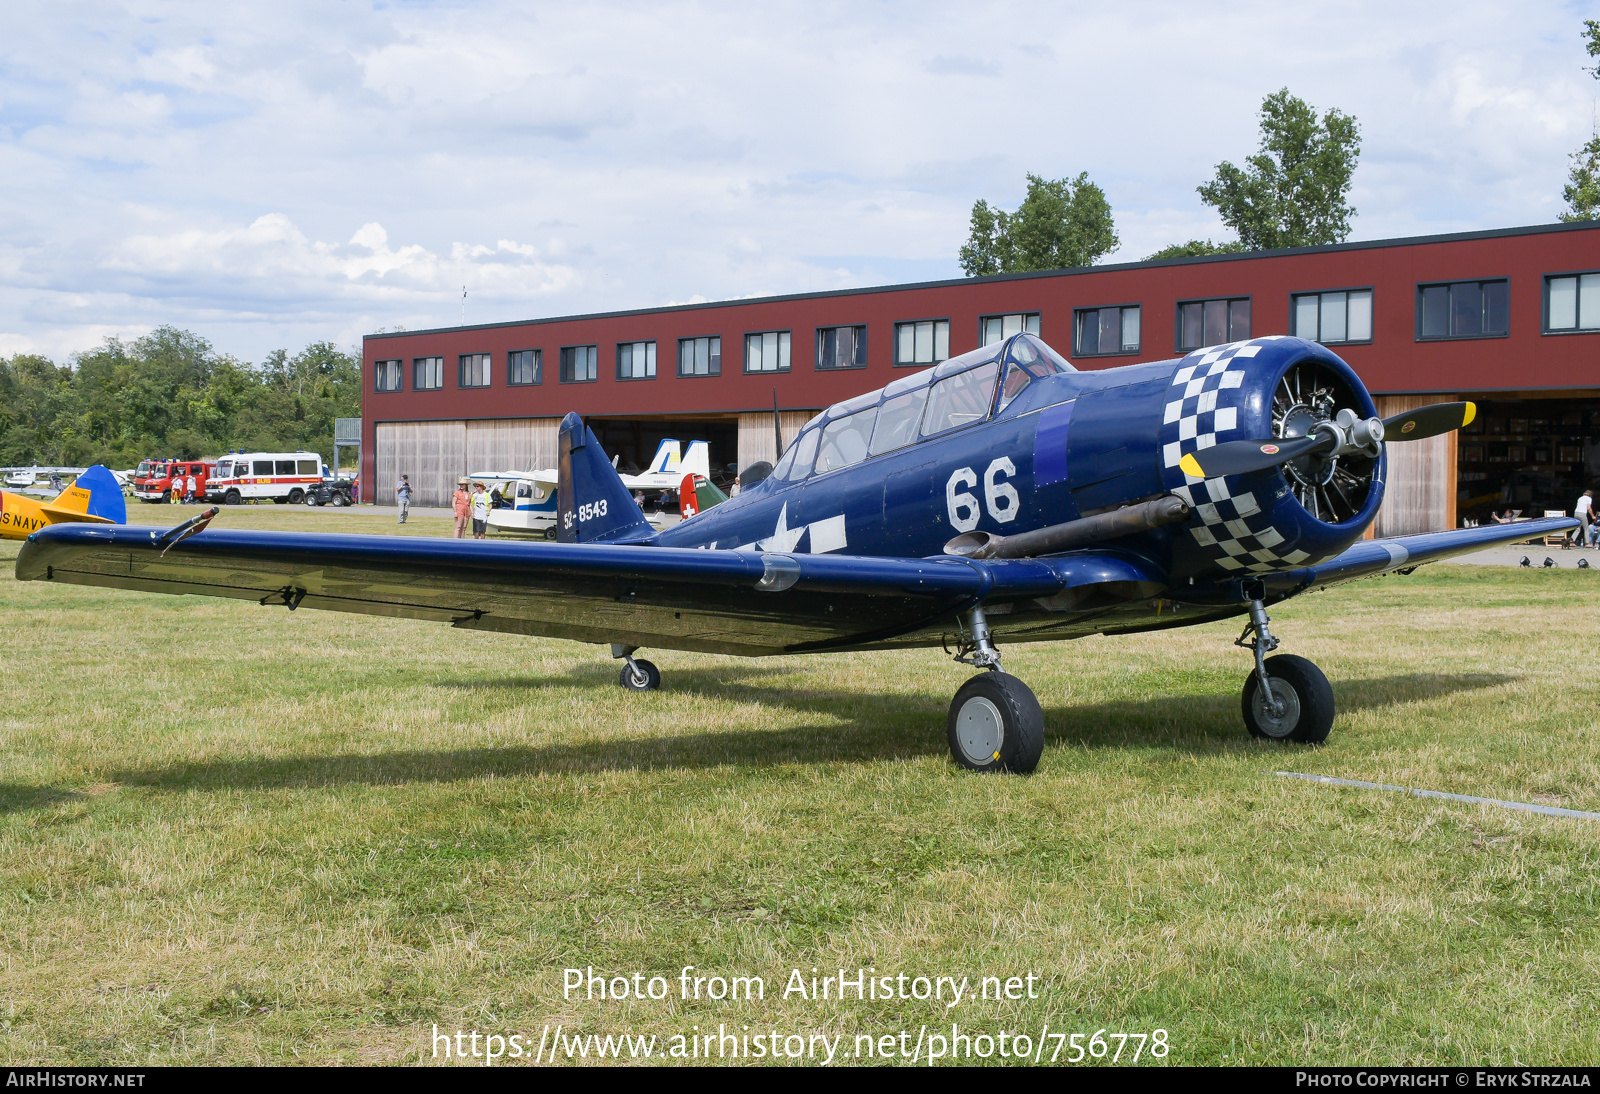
[0,671,1516,812]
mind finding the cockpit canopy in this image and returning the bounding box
[767,333,1073,484]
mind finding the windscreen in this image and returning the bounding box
[998,334,1075,412]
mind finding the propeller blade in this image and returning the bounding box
[1382,401,1475,441]
[1178,433,1331,480]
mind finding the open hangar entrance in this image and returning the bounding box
[1455,393,1600,523]
[587,416,740,486]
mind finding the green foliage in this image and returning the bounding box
[0,327,360,467]
[1144,239,1249,261]
[1561,22,1600,221]
[1560,134,1600,222]
[1196,88,1361,250]
[959,172,1119,275]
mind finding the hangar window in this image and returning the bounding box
[1292,289,1372,344]
[895,319,949,365]
[1544,273,1600,332]
[374,359,403,392]
[979,312,1040,346]
[1417,279,1508,340]
[560,345,599,383]
[616,341,656,380]
[678,336,721,377]
[817,325,867,370]
[459,353,491,388]
[1073,305,1140,356]
[744,330,791,373]
[507,349,541,386]
[1176,298,1250,351]
[413,356,444,390]
[921,360,1001,438]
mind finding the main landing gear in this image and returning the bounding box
[946,607,1044,774]
[612,643,661,691]
[1236,596,1334,743]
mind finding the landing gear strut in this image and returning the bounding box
[612,643,661,691]
[945,607,1044,774]
[1236,597,1334,743]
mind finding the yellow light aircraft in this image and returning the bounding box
[0,465,126,540]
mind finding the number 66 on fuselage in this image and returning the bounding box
[17,333,1575,775]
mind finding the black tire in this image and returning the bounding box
[224,489,241,506]
[304,493,319,506]
[618,659,661,691]
[947,672,1044,774]
[1242,654,1335,743]
[544,527,557,541]
[333,493,349,507]
[287,489,304,504]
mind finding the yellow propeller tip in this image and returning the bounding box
[1462,402,1476,427]
[1179,453,1206,479]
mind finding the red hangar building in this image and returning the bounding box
[360,220,1600,534]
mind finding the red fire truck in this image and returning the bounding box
[131,458,216,503]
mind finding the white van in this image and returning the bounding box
[206,451,328,505]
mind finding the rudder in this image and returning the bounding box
[557,413,653,543]
[42,465,126,525]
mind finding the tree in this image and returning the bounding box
[1195,88,1360,250]
[959,172,1119,275]
[0,329,362,467]
[1560,21,1600,222]
[1144,239,1247,261]
[1561,135,1600,222]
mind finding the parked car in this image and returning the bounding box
[302,479,354,507]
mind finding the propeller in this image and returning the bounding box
[1178,401,1475,481]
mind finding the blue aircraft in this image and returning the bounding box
[15,334,1576,773]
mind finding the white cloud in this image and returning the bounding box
[0,0,1597,362]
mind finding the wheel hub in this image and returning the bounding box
[1250,678,1302,738]
[954,696,1004,764]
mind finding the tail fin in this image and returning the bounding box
[679,472,728,518]
[557,413,653,543]
[40,465,126,525]
[644,439,681,476]
[680,440,710,481]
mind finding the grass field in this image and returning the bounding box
[3,505,1598,1066]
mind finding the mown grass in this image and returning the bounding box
[2,505,1598,1065]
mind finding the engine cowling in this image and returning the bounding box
[1156,336,1384,581]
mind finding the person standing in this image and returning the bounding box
[1576,488,1595,548]
[396,474,412,524]
[452,478,471,539]
[470,481,490,539]
[185,472,198,504]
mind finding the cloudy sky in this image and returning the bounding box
[2,0,1597,364]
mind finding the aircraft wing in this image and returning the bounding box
[1277,517,1581,594]
[14,524,1074,657]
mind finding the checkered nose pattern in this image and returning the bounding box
[1159,338,1314,575]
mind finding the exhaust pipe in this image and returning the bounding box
[944,495,1191,560]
